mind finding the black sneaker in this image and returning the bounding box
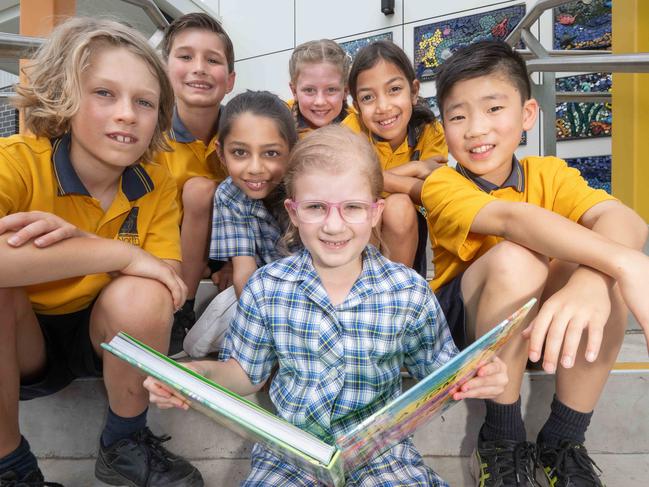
[168,307,196,357]
[0,468,63,486]
[95,427,203,487]
[537,440,604,486]
[472,438,540,486]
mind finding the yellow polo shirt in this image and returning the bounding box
[155,107,228,209]
[341,111,448,172]
[421,156,616,291]
[0,133,181,315]
[286,98,354,139]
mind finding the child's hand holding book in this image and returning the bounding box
[450,356,508,401]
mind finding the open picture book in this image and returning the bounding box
[102,298,536,487]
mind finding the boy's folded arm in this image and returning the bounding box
[471,199,644,281]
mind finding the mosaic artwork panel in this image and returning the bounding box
[553,0,612,50]
[424,96,527,145]
[339,32,393,61]
[413,4,526,81]
[555,73,611,140]
[565,155,611,193]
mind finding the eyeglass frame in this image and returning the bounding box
[285,199,382,224]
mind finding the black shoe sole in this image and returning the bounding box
[95,454,204,487]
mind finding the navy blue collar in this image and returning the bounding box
[455,156,525,193]
[52,133,154,201]
[168,105,222,143]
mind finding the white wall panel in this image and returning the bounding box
[219,0,294,60]
[227,50,294,103]
[295,0,403,44]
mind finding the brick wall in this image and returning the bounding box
[0,85,19,137]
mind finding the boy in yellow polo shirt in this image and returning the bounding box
[422,40,649,487]
[156,13,236,355]
[0,18,203,486]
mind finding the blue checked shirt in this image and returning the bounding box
[209,177,283,267]
[221,245,458,486]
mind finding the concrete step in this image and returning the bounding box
[20,334,648,459]
[36,454,649,486]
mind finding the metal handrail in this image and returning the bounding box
[0,32,43,58]
[504,0,649,155]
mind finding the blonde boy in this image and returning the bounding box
[0,18,202,486]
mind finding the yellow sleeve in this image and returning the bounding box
[419,121,448,160]
[545,157,616,222]
[421,166,495,261]
[341,111,363,133]
[0,143,32,217]
[141,166,182,261]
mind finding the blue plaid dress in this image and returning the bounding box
[220,246,458,486]
[209,177,283,266]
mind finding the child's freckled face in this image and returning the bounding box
[69,47,160,173]
[442,74,537,186]
[167,28,235,109]
[221,113,289,200]
[287,167,383,277]
[354,60,419,150]
[291,62,346,128]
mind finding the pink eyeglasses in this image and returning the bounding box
[287,200,380,224]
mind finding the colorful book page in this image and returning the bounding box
[553,0,611,50]
[555,73,611,140]
[336,299,535,473]
[413,4,526,81]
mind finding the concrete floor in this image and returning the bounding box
[39,454,649,486]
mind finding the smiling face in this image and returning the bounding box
[69,46,160,175]
[166,28,235,110]
[354,59,419,150]
[221,112,289,199]
[290,62,346,129]
[442,73,538,185]
[286,166,383,279]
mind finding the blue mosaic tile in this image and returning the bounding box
[339,32,393,61]
[413,4,526,81]
[554,0,612,50]
[555,73,611,140]
[565,154,611,193]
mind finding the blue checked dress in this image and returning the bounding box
[220,246,459,486]
[209,177,283,266]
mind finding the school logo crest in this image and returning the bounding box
[117,207,140,246]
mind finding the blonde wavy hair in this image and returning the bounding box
[282,125,383,252]
[13,17,173,162]
[288,39,351,85]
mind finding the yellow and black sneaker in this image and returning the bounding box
[472,438,540,486]
[537,440,604,487]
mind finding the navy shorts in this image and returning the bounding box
[20,305,102,401]
[413,211,429,279]
[435,272,469,350]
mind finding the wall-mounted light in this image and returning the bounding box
[381,0,395,15]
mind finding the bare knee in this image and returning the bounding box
[484,241,549,292]
[93,276,174,340]
[382,194,417,236]
[181,177,218,216]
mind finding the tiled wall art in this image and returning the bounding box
[413,4,526,81]
[555,72,611,140]
[565,155,611,193]
[339,32,393,60]
[553,0,612,50]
